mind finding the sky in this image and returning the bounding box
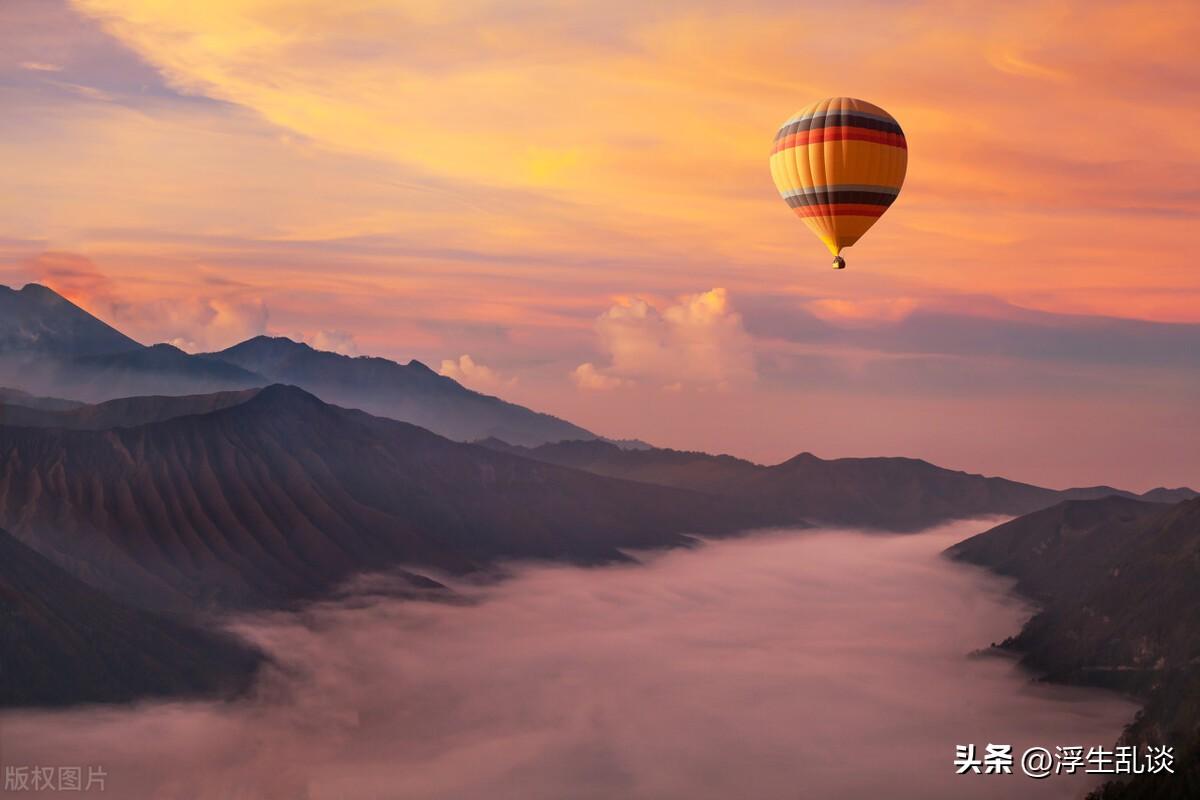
[0,523,1137,799]
[0,0,1197,489]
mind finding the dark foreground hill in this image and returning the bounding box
[0,385,775,613]
[948,498,1200,799]
[477,439,1192,531]
[0,526,262,707]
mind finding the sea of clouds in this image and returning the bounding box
[0,520,1135,799]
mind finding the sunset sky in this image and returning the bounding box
[2,0,1197,489]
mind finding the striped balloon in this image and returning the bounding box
[769,97,907,269]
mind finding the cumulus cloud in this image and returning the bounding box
[570,361,627,391]
[439,354,517,394]
[0,522,1135,799]
[576,288,755,390]
[308,329,359,356]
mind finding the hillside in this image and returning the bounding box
[948,498,1200,798]
[0,385,778,612]
[0,283,140,357]
[0,526,262,707]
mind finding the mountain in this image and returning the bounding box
[0,343,264,405]
[0,387,259,429]
[0,284,268,401]
[947,498,1200,799]
[56,343,264,399]
[0,386,83,412]
[1140,487,1200,504]
[475,439,1185,531]
[0,385,777,613]
[0,525,262,708]
[206,336,596,446]
[0,285,598,446]
[0,283,141,357]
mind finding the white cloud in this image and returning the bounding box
[440,354,517,394]
[577,288,755,390]
[570,362,627,391]
[308,330,359,356]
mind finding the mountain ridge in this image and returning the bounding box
[0,384,780,613]
[947,497,1200,799]
[206,335,597,446]
[475,438,1195,530]
[0,387,261,429]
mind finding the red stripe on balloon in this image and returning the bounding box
[792,204,888,219]
[771,127,907,154]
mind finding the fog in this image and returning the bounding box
[0,521,1135,799]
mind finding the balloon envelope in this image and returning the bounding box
[769,97,907,261]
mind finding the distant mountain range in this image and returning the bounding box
[478,438,1196,530]
[0,283,596,446]
[0,387,257,429]
[0,525,261,707]
[207,335,594,445]
[0,385,82,412]
[948,497,1200,799]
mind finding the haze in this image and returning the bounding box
[0,521,1135,799]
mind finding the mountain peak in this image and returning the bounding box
[228,335,311,353]
[407,359,435,373]
[778,451,822,467]
[18,283,63,299]
[241,383,328,413]
[0,281,143,357]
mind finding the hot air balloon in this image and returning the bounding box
[769,97,907,269]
